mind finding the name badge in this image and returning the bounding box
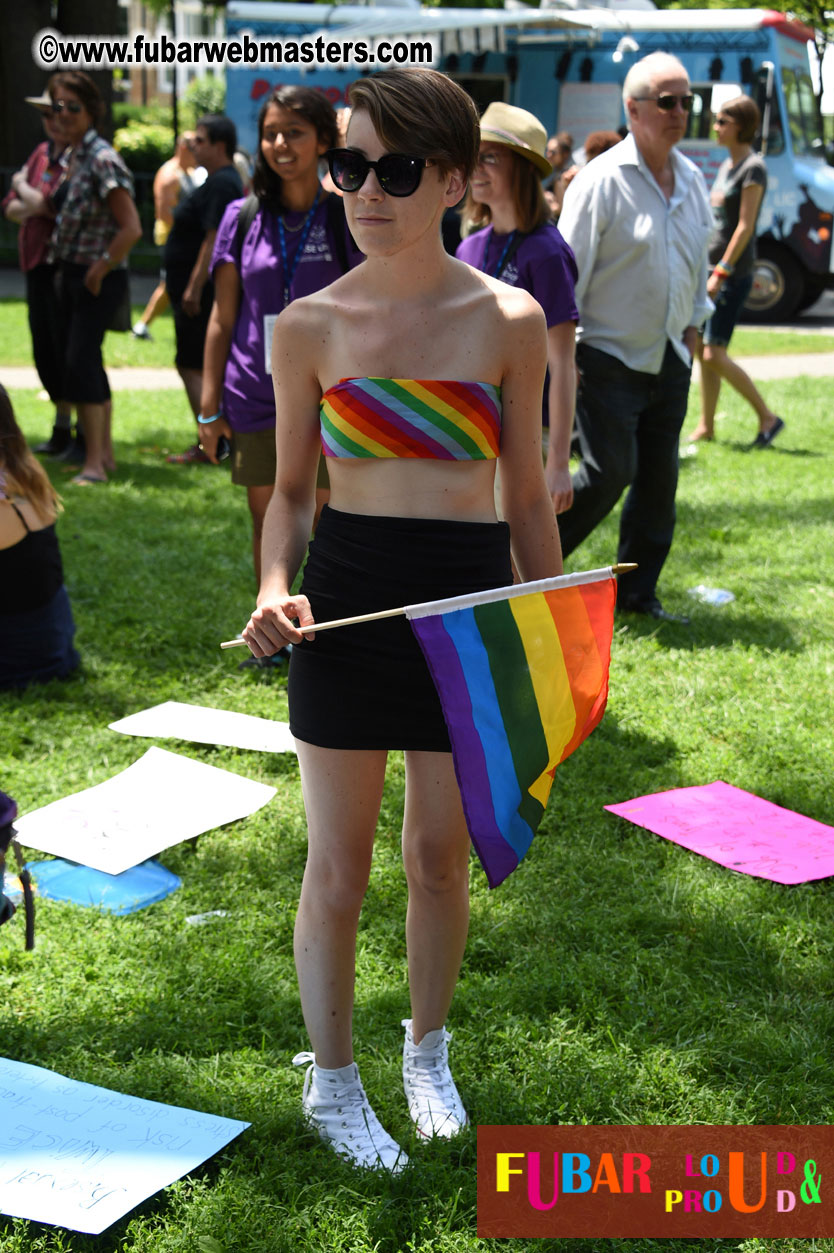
[263,314,278,374]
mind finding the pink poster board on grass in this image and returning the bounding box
[605,781,834,884]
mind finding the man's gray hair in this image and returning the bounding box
[622,52,689,115]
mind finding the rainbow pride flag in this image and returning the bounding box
[406,569,616,887]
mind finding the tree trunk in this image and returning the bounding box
[56,0,121,140]
[0,0,53,167]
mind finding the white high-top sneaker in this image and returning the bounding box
[402,1019,468,1139]
[293,1052,408,1173]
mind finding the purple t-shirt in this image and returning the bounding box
[456,223,578,326]
[211,193,363,432]
[457,223,578,425]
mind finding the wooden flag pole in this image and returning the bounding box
[220,563,637,650]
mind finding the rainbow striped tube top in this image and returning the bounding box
[320,377,502,460]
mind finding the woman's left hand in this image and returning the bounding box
[83,258,109,297]
[545,462,574,514]
[707,273,723,300]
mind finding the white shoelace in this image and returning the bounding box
[402,1023,467,1137]
[293,1052,407,1172]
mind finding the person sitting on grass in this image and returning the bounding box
[242,67,562,1172]
[0,384,80,689]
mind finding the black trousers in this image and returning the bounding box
[25,263,65,405]
[56,263,128,405]
[558,341,693,607]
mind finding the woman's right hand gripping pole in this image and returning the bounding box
[242,592,316,657]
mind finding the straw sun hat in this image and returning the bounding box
[25,91,53,113]
[479,102,553,179]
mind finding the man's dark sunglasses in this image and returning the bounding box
[634,93,695,112]
[52,99,84,114]
[326,149,428,197]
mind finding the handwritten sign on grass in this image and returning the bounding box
[0,1058,249,1234]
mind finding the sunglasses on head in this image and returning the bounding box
[326,148,429,197]
[634,93,695,112]
[52,100,83,114]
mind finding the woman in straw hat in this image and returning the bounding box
[457,101,579,515]
[242,68,562,1173]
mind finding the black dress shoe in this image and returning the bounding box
[34,424,72,457]
[619,597,690,626]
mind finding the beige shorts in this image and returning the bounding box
[231,427,276,487]
[231,427,331,490]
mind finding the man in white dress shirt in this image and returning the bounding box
[558,53,712,623]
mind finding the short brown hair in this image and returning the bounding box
[720,94,761,145]
[348,69,479,180]
[463,149,552,235]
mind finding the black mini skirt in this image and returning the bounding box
[288,505,512,751]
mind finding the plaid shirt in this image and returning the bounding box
[49,128,134,267]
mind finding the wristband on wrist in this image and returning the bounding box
[713,260,734,280]
[197,412,222,425]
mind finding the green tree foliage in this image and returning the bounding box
[183,73,226,125]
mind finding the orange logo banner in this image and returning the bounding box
[477,1125,833,1238]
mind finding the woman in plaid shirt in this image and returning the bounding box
[48,71,142,485]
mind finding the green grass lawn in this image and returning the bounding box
[0,297,177,371]
[1,337,833,1252]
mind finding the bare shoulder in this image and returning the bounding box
[459,261,544,329]
[273,287,335,361]
[480,269,547,351]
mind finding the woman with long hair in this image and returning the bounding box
[47,70,142,484]
[0,385,79,688]
[457,102,579,514]
[688,94,784,446]
[198,87,362,597]
[241,69,562,1172]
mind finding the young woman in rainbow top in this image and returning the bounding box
[242,69,563,1173]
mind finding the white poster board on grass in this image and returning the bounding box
[109,701,297,754]
[0,1058,249,1234]
[14,747,276,875]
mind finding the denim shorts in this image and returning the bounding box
[703,272,754,348]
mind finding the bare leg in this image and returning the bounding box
[293,743,388,1068]
[402,750,471,1043]
[689,352,722,442]
[246,484,274,584]
[177,367,203,421]
[102,399,115,472]
[75,401,108,480]
[138,283,169,329]
[702,344,781,435]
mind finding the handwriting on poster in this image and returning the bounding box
[0,1059,249,1234]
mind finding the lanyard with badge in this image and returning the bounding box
[264,191,320,372]
[483,227,517,279]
